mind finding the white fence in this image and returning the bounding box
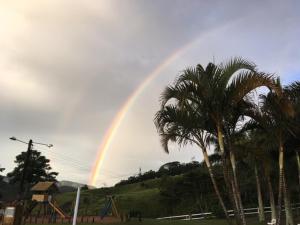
[156,203,300,221]
[157,212,213,221]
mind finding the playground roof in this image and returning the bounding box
[31,182,57,191]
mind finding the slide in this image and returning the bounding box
[49,201,68,219]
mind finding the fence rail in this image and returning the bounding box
[157,212,213,221]
[156,203,300,221]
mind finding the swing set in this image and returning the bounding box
[99,196,120,219]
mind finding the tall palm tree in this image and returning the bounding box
[155,57,281,225]
[154,104,232,224]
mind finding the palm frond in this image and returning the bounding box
[217,57,256,89]
[227,71,282,104]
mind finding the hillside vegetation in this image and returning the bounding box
[56,176,178,218]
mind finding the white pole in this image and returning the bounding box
[72,187,81,225]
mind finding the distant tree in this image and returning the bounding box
[7,150,58,186]
[81,185,89,190]
[115,161,201,186]
[159,161,180,171]
[0,166,5,181]
[0,166,5,199]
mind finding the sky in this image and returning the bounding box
[0,0,300,187]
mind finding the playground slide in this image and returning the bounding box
[111,199,120,218]
[49,201,68,218]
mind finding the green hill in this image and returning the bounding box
[55,175,214,218]
[55,178,164,218]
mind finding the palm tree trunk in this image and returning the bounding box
[296,151,300,199]
[231,178,241,219]
[255,163,265,222]
[266,173,277,220]
[223,125,246,225]
[217,125,242,225]
[202,148,231,224]
[217,125,225,156]
[226,164,242,225]
[283,173,294,225]
[276,142,284,225]
[230,151,246,225]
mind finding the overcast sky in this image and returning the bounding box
[1,0,300,187]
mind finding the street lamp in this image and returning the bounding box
[9,136,53,225]
[10,137,53,148]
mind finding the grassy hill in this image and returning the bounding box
[55,178,163,218]
[55,175,208,218]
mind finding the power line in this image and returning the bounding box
[47,152,136,179]
[34,147,140,181]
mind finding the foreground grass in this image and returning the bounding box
[28,217,263,225]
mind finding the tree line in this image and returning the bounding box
[115,161,201,186]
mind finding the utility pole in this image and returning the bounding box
[13,140,33,225]
[9,137,52,225]
[19,139,33,198]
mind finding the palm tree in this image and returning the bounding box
[260,91,294,225]
[155,57,281,225]
[154,104,232,223]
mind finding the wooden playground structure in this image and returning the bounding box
[29,181,69,220]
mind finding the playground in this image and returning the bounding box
[24,218,268,225]
[0,182,124,225]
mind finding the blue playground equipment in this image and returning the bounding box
[100,196,119,219]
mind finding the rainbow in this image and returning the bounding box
[88,35,211,186]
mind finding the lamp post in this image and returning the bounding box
[9,137,53,225]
